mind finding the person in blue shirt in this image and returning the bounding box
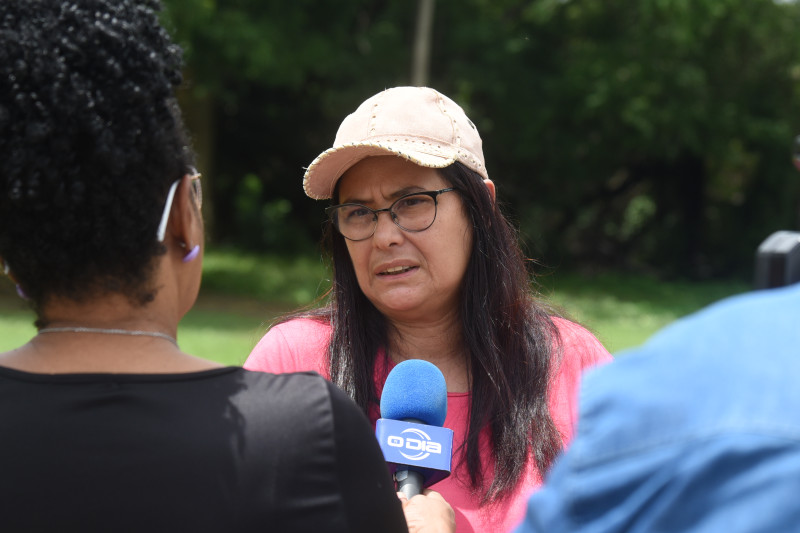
[516,280,800,532]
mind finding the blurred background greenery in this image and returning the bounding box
[1,0,796,362]
[163,0,800,280]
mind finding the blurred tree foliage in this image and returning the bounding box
[162,0,800,279]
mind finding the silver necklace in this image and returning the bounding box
[38,327,177,346]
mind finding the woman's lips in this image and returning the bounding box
[378,265,417,276]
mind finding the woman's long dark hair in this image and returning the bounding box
[292,161,563,503]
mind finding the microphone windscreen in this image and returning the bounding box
[380,359,447,426]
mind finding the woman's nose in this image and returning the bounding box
[371,210,403,248]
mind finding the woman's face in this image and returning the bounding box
[337,156,473,323]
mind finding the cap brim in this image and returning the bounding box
[303,141,457,200]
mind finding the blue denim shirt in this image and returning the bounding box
[517,282,800,533]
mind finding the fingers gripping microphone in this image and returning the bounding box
[376,360,454,498]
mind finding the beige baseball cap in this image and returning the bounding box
[302,86,488,200]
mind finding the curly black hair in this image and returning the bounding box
[0,0,195,320]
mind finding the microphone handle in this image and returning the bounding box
[396,469,425,499]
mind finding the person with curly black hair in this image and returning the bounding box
[0,2,453,531]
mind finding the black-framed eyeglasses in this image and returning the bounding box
[326,188,457,241]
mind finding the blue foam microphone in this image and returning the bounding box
[376,359,454,498]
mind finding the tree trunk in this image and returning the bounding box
[411,0,436,86]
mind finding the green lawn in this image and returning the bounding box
[538,272,749,354]
[0,249,750,363]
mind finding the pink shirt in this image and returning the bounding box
[245,316,611,532]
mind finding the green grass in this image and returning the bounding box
[0,249,750,363]
[538,272,749,354]
[200,247,331,303]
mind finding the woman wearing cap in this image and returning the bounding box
[245,86,612,532]
[0,3,454,531]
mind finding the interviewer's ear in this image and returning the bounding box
[168,174,204,253]
[1,257,16,282]
[483,179,496,203]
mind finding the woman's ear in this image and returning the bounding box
[168,174,203,253]
[2,257,17,283]
[483,179,496,203]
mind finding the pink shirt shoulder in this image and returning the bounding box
[244,317,331,376]
[549,316,613,442]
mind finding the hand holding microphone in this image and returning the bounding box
[376,359,454,498]
[398,489,456,533]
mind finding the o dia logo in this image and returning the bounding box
[386,428,442,461]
